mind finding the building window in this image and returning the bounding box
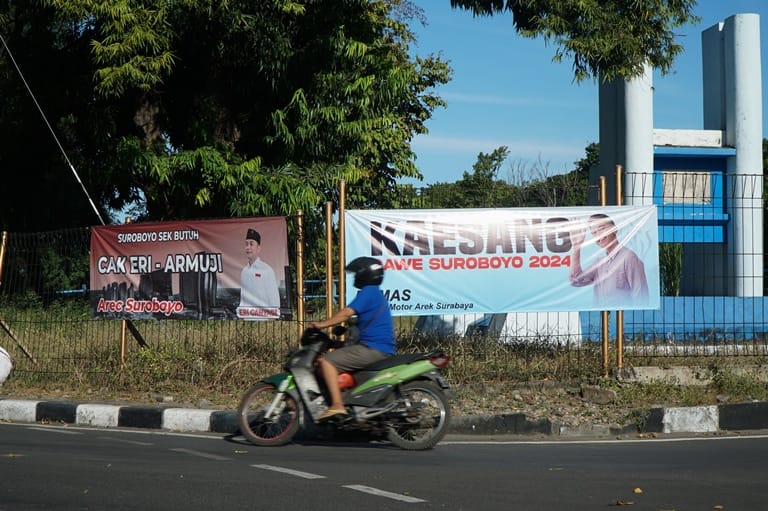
[661,170,711,204]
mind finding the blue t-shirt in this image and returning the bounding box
[348,285,396,355]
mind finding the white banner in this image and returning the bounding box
[345,206,660,314]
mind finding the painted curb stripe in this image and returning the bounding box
[0,399,767,435]
[37,402,77,424]
[0,399,39,422]
[77,404,120,428]
[163,408,213,432]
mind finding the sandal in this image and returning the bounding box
[319,408,349,421]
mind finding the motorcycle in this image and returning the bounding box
[237,327,452,450]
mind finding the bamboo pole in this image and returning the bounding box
[121,218,130,367]
[338,180,346,307]
[0,231,6,287]
[325,202,334,318]
[599,176,609,376]
[615,164,624,369]
[120,319,127,370]
[296,209,305,340]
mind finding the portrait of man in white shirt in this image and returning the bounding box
[238,228,281,319]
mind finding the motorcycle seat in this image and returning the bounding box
[362,350,446,371]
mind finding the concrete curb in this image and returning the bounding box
[2,399,767,437]
[0,399,242,434]
[452,402,768,436]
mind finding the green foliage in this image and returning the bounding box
[129,342,198,384]
[2,290,44,309]
[39,248,88,296]
[412,144,592,208]
[449,0,699,82]
[418,146,514,208]
[0,0,450,229]
[574,142,600,174]
[0,229,90,303]
[710,368,768,401]
[4,309,768,416]
[763,139,768,200]
[45,0,176,97]
[659,242,682,296]
[611,379,711,409]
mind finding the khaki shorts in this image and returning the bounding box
[323,343,390,372]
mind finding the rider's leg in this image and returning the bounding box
[319,358,345,411]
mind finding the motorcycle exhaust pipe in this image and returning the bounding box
[356,401,399,420]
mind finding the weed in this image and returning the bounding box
[1,311,768,417]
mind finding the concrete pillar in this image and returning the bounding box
[595,64,654,205]
[623,63,655,206]
[594,80,622,205]
[703,14,763,297]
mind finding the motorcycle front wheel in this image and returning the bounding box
[238,382,300,446]
[386,380,451,451]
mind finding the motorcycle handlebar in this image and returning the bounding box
[300,326,345,348]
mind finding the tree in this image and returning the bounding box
[419,146,519,208]
[449,0,699,82]
[510,157,588,207]
[0,2,119,231]
[455,146,511,207]
[763,138,768,175]
[412,142,596,209]
[0,1,450,230]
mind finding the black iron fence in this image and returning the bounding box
[1,171,766,386]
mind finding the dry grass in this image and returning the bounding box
[1,306,768,426]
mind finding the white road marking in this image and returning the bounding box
[251,464,326,479]
[98,436,153,446]
[1,422,222,440]
[343,484,427,503]
[28,427,82,435]
[170,448,231,461]
[440,434,768,445]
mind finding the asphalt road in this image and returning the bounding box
[1,423,767,510]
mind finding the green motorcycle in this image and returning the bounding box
[237,327,452,450]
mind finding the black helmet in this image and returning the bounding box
[346,256,384,288]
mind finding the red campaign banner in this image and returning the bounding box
[89,217,291,320]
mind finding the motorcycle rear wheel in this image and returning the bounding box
[238,382,300,446]
[386,380,451,450]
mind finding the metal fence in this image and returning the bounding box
[617,171,768,358]
[1,171,767,387]
[399,172,768,360]
[0,226,324,386]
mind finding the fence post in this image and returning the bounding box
[338,180,346,308]
[121,217,130,369]
[325,202,335,319]
[599,176,610,377]
[296,209,305,340]
[0,231,6,287]
[615,165,625,369]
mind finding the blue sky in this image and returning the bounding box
[404,0,768,186]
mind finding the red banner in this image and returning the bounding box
[89,217,290,320]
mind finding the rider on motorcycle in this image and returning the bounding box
[308,256,395,421]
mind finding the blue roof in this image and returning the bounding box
[654,146,736,157]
